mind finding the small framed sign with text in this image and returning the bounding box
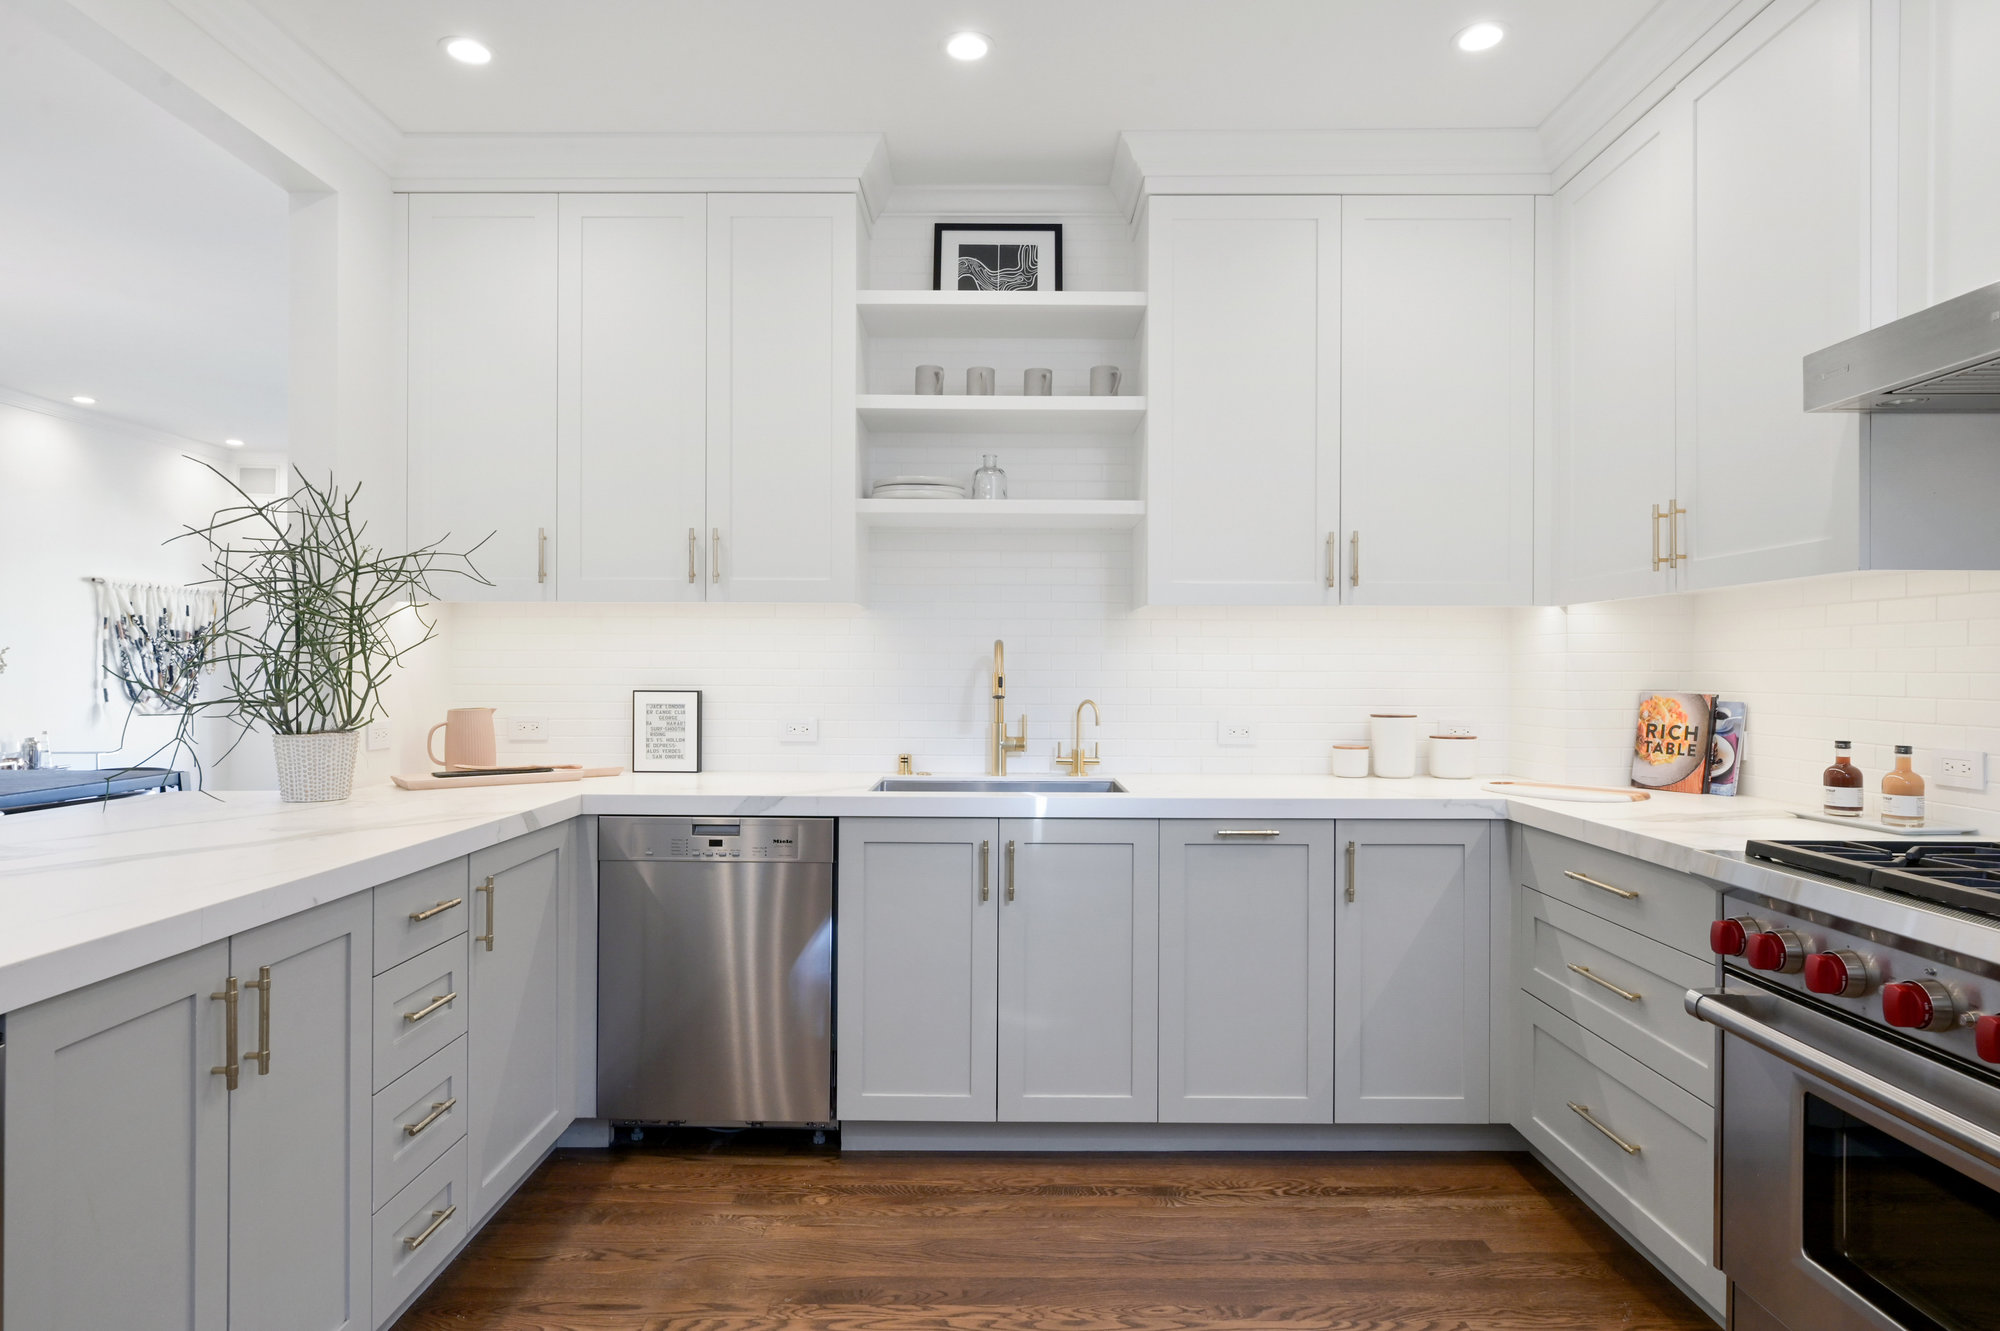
[632,690,702,773]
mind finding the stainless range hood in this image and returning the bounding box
[1805,280,2000,411]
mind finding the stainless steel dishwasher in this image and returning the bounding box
[596,817,834,1126]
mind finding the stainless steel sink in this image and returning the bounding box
[873,777,1127,793]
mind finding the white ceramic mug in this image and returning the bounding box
[914,364,944,395]
[427,707,497,769]
[1428,734,1477,779]
[1370,714,1418,778]
[1089,365,1122,396]
[1024,367,1053,396]
[967,366,996,395]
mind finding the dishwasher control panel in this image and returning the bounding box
[597,816,836,865]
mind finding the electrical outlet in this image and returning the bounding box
[365,721,391,752]
[508,716,549,742]
[782,717,819,743]
[1218,720,1255,746]
[1936,749,1985,792]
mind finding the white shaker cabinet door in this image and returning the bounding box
[1339,196,1535,606]
[837,819,999,1122]
[996,820,1159,1123]
[1681,0,1868,589]
[1143,195,1340,606]
[3,942,231,1331]
[408,193,560,601]
[227,896,372,1331]
[1158,821,1338,1124]
[557,194,709,601]
[467,823,575,1223]
[1335,821,1492,1124]
[1553,109,1690,604]
[706,193,857,602]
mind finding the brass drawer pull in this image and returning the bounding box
[1345,840,1357,903]
[403,1097,458,1138]
[404,1204,457,1250]
[409,897,462,923]
[979,840,991,903]
[1215,829,1281,838]
[244,965,272,1075]
[475,874,495,951]
[1568,963,1642,1002]
[1564,869,1639,900]
[688,527,699,583]
[210,976,240,1091]
[403,992,458,1024]
[1005,840,1016,903]
[1568,1101,1642,1155]
[1325,532,1336,588]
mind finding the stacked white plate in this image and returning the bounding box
[870,476,967,500]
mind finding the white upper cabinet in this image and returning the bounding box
[706,194,857,602]
[1340,196,1535,605]
[1553,113,1689,605]
[556,195,708,601]
[1144,196,1340,605]
[408,194,559,601]
[1681,0,1868,589]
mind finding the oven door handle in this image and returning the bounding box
[1687,988,2000,1171]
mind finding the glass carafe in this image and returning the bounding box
[971,453,1007,500]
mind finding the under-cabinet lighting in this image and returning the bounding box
[441,36,492,65]
[945,31,990,61]
[1454,22,1505,52]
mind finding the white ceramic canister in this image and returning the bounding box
[1370,714,1418,778]
[1331,744,1371,778]
[1428,734,1477,779]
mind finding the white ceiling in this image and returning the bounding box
[0,3,288,447]
[251,0,1668,184]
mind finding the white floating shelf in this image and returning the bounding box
[858,395,1146,435]
[857,499,1145,530]
[856,290,1146,340]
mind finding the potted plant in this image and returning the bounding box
[125,464,486,802]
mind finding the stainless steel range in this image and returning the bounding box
[1689,839,2000,1331]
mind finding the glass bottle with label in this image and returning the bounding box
[1881,745,1926,828]
[1822,740,1863,817]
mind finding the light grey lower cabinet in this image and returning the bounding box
[465,822,576,1224]
[1335,821,1492,1124]
[1158,820,1338,1124]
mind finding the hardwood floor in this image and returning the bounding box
[394,1135,1714,1330]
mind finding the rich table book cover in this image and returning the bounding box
[1632,691,1717,793]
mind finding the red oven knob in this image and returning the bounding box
[1710,917,1756,956]
[1882,980,1956,1033]
[1803,950,1875,998]
[1745,930,1806,974]
[1977,1014,2000,1064]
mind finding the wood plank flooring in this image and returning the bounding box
[394,1135,1715,1330]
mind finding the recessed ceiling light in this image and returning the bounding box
[441,36,492,65]
[223,438,246,448]
[1455,21,1505,52]
[944,31,990,61]
[71,395,96,405]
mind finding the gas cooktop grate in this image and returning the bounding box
[1747,839,2000,918]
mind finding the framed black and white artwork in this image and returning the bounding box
[933,223,1063,292]
[632,690,702,773]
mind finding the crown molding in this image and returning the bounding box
[0,385,236,456]
[393,132,887,195]
[1540,0,1774,186]
[878,184,1125,219]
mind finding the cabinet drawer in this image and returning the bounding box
[1521,994,1723,1309]
[373,1036,468,1209]
[1514,827,1719,958]
[1520,887,1719,1102]
[373,1137,469,1326]
[374,858,470,974]
[374,935,468,1091]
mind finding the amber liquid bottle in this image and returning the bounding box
[1881,744,1926,828]
[1822,740,1863,817]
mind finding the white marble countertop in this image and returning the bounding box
[0,770,1881,1015]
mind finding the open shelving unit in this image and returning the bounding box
[856,290,1146,339]
[857,498,1146,529]
[857,395,1146,435]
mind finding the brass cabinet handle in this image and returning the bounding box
[1325,532,1336,588]
[1568,963,1642,1002]
[210,975,240,1091]
[404,991,457,1024]
[243,965,272,1075]
[1215,829,1281,838]
[711,528,721,584]
[979,840,991,903]
[475,874,495,950]
[404,1205,457,1250]
[1564,869,1639,901]
[537,527,548,584]
[1345,840,1357,903]
[1651,503,1666,571]
[403,1097,458,1138]
[1669,502,1686,568]
[1005,839,1016,903]
[409,897,462,923]
[1350,531,1360,587]
[1568,1101,1642,1155]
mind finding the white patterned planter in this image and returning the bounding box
[273,730,360,803]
